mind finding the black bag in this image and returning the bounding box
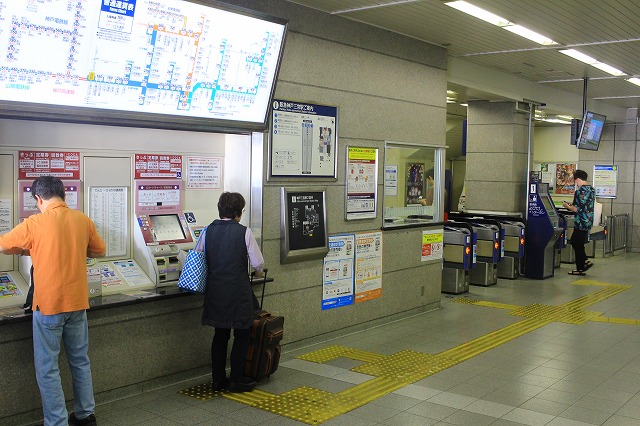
[244,270,284,382]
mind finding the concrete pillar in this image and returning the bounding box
[465,100,529,213]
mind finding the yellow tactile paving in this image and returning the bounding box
[178,278,640,424]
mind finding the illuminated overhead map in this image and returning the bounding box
[0,0,286,124]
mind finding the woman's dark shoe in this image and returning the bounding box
[229,377,256,393]
[212,378,229,391]
[69,413,97,426]
[584,261,594,271]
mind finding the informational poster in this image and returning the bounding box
[88,187,129,257]
[406,163,425,205]
[555,163,577,194]
[354,232,383,303]
[186,157,222,189]
[0,200,11,235]
[421,229,444,262]
[280,187,328,264]
[593,165,618,198]
[384,165,398,196]
[322,235,355,310]
[112,260,155,287]
[18,151,80,179]
[135,154,182,179]
[0,273,22,298]
[270,100,338,178]
[346,147,378,220]
[533,163,555,189]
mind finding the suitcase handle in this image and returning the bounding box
[251,268,269,309]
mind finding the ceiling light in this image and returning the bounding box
[445,1,557,46]
[626,78,640,87]
[559,49,627,76]
[460,103,468,107]
[445,1,509,26]
[502,24,557,46]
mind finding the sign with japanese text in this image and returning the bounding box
[135,154,182,179]
[18,151,80,179]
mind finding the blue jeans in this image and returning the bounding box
[32,310,95,426]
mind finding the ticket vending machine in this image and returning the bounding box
[525,180,564,279]
[132,180,196,287]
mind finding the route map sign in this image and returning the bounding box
[0,0,287,130]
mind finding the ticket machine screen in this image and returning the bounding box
[149,214,186,242]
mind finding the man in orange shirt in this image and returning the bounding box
[0,176,106,426]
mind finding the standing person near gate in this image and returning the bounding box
[203,192,265,393]
[562,169,595,276]
[0,175,106,426]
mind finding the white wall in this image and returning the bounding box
[533,125,579,164]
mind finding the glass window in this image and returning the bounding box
[383,142,446,226]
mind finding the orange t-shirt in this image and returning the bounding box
[0,201,106,315]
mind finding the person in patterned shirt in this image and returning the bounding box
[562,169,595,275]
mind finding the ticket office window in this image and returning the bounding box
[383,142,446,226]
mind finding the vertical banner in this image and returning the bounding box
[346,146,378,220]
[593,165,618,198]
[421,229,444,262]
[384,165,398,196]
[354,231,383,303]
[555,163,577,194]
[322,234,355,310]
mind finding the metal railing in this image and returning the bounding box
[604,214,628,255]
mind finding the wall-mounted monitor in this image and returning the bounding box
[0,1,287,132]
[576,111,606,151]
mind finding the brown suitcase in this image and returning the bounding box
[245,270,284,382]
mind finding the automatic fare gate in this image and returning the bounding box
[447,219,501,286]
[442,223,475,294]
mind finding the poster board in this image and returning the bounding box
[269,100,338,178]
[280,187,329,264]
[322,234,355,310]
[593,165,618,198]
[346,147,378,220]
[88,186,129,259]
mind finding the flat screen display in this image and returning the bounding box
[0,0,287,131]
[576,112,606,151]
[149,214,186,242]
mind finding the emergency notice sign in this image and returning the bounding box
[18,151,80,179]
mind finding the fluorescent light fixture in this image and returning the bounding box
[445,1,557,45]
[502,24,557,46]
[460,103,468,107]
[559,49,626,76]
[626,78,640,87]
[445,1,509,26]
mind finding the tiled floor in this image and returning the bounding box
[85,253,640,425]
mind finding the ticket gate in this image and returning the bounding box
[442,223,475,294]
[496,220,525,279]
[448,219,501,286]
[555,214,569,267]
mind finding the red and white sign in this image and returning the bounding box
[135,154,182,179]
[18,151,80,179]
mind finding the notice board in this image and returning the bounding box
[280,187,328,264]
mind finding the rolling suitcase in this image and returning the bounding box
[245,269,284,382]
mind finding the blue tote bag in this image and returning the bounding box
[177,227,208,293]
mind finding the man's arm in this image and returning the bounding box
[0,244,27,255]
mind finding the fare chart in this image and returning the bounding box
[0,0,285,123]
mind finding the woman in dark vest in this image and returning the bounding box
[203,192,265,393]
